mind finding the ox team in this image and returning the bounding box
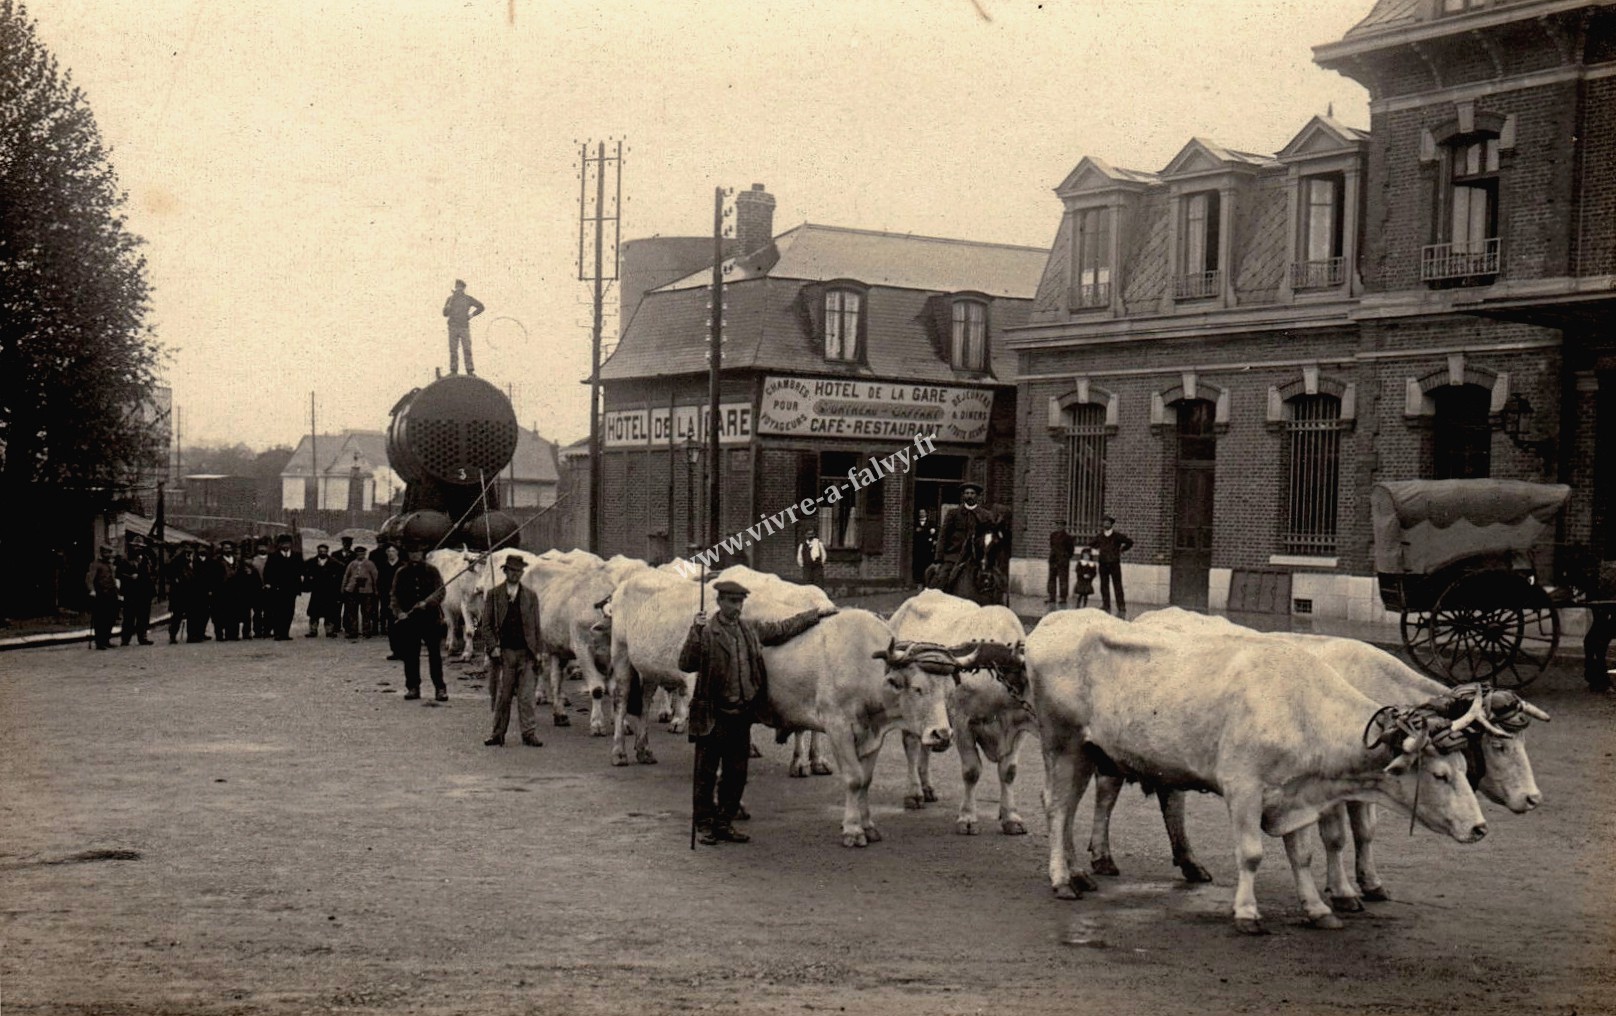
[89,504,1551,932]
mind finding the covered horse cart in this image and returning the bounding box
[1373,479,1571,689]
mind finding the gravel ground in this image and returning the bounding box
[2,629,1614,1015]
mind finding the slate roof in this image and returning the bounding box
[509,428,559,485]
[602,224,1046,386]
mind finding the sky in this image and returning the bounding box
[29,0,1373,451]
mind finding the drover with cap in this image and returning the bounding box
[933,480,995,604]
[479,554,545,746]
[678,578,834,845]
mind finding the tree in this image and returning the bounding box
[0,0,164,613]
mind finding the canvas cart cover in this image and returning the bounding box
[1371,479,1570,576]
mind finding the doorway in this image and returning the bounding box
[1169,399,1217,610]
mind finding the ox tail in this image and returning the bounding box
[626,667,644,718]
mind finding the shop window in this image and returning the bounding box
[951,299,987,370]
[1431,384,1492,479]
[818,451,860,548]
[1282,394,1343,555]
[824,288,863,362]
[1065,403,1107,535]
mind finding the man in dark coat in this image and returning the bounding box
[303,543,343,638]
[215,540,259,641]
[478,555,545,746]
[372,542,400,647]
[934,482,993,604]
[1089,514,1135,617]
[250,539,272,637]
[1047,521,1076,605]
[677,580,829,845]
[188,543,218,642]
[261,534,302,641]
[390,544,449,702]
[912,509,937,588]
[86,544,120,650]
[332,535,356,569]
[164,543,196,644]
[117,535,156,646]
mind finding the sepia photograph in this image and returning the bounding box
[2,1,1614,1013]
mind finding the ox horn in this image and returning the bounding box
[871,638,899,664]
[1449,687,1509,738]
[1519,700,1552,722]
[944,640,981,668]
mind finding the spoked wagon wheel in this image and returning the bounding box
[1400,610,1441,678]
[1425,570,1559,689]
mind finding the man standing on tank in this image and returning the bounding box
[443,278,484,376]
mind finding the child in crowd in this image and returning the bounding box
[1074,547,1098,610]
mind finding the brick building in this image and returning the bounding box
[595,185,1047,590]
[1007,0,1616,620]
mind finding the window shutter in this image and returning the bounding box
[796,451,819,505]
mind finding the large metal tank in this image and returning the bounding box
[386,375,518,489]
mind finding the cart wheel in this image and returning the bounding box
[1426,571,1558,689]
[1400,610,1442,679]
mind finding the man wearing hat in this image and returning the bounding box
[85,544,120,650]
[164,542,196,644]
[261,534,302,641]
[390,544,449,702]
[677,580,833,845]
[117,534,156,646]
[478,555,545,746]
[442,278,485,376]
[934,481,993,603]
[1089,514,1134,617]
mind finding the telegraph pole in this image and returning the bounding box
[578,139,623,555]
[707,186,726,549]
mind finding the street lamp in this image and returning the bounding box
[683,438,700,554]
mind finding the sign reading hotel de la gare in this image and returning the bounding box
[757,375,993,444]
[603,403,753,448]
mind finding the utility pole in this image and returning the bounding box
[309,392,317,514]
[707,186,730,549]
[578,139,623,555]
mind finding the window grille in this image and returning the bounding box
[1282,394,1343,555]
[1065,403,1107,535]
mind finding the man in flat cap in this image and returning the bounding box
[86,544,120,650]
[1089,513,1134,617]
[678,579,834,845]
[261,533,302,641]
[390,543,449,702]
[479,554,545,746]
[443,278,485,376]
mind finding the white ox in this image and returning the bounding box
[1027,609,1489,934]
[889,590,1033,835]
[1092,608,1551,909]
[511,553,647,734]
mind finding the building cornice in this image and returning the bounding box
[1005,300,1359,350]
[1369,60,1616,114]
[1314,0,1598,67]
[1351,275,1616,320]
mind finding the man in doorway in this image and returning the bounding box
[935,482,993,604]
[796,529,826,588]
[1047,521,1075,606]
[678,580,831,845]
[443,278,485,376]
[480,555,545,746]
[1089,514,1134,617]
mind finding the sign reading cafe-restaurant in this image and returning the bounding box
[757,375,993,443]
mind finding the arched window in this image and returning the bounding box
[1065,403,1107,534]
[1432,384,1492,479]
[1283,394,1343,555]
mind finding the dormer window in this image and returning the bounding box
[950,299,987,371]
[1293,173,1345,289]
[1423,135,1500,281]
[1072,208,1112,309]
[824,288,863,361]
[1176,190,1221,299]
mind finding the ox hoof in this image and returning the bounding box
[748,742,762,759]
[1233,918,1269,936]
[1090,856,1121,878]
[636,748,658,765]
[1359,885,1391,903]
[656,710,673,724]
[610,754,630,768]
[1052,882,1083,901]
[553,713,571,727]
[1001,819,1028,836]
[1070,872,1100,894]
[1328,894,1364,914]
[810,761,834,776]
[1306,913,1345,931]
[922,786,939,804]
[842,832,868,848]
[903,795,925,811]
[590,724,608,738]
[788,763,809,778]
[955,819,978,836]
[863,826,882,844]
[1178,860,1215,884]
[669,720,686,735]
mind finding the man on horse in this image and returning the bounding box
[932,482,1003,606]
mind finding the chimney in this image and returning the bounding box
[734,183,776,255]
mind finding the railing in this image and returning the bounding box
[1174,270,1221,300]
[1290,257,1344,290]
[1421,237,1499,281]
[1073,281,1111,309]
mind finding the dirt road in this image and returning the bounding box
[2,632,1613,1015]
